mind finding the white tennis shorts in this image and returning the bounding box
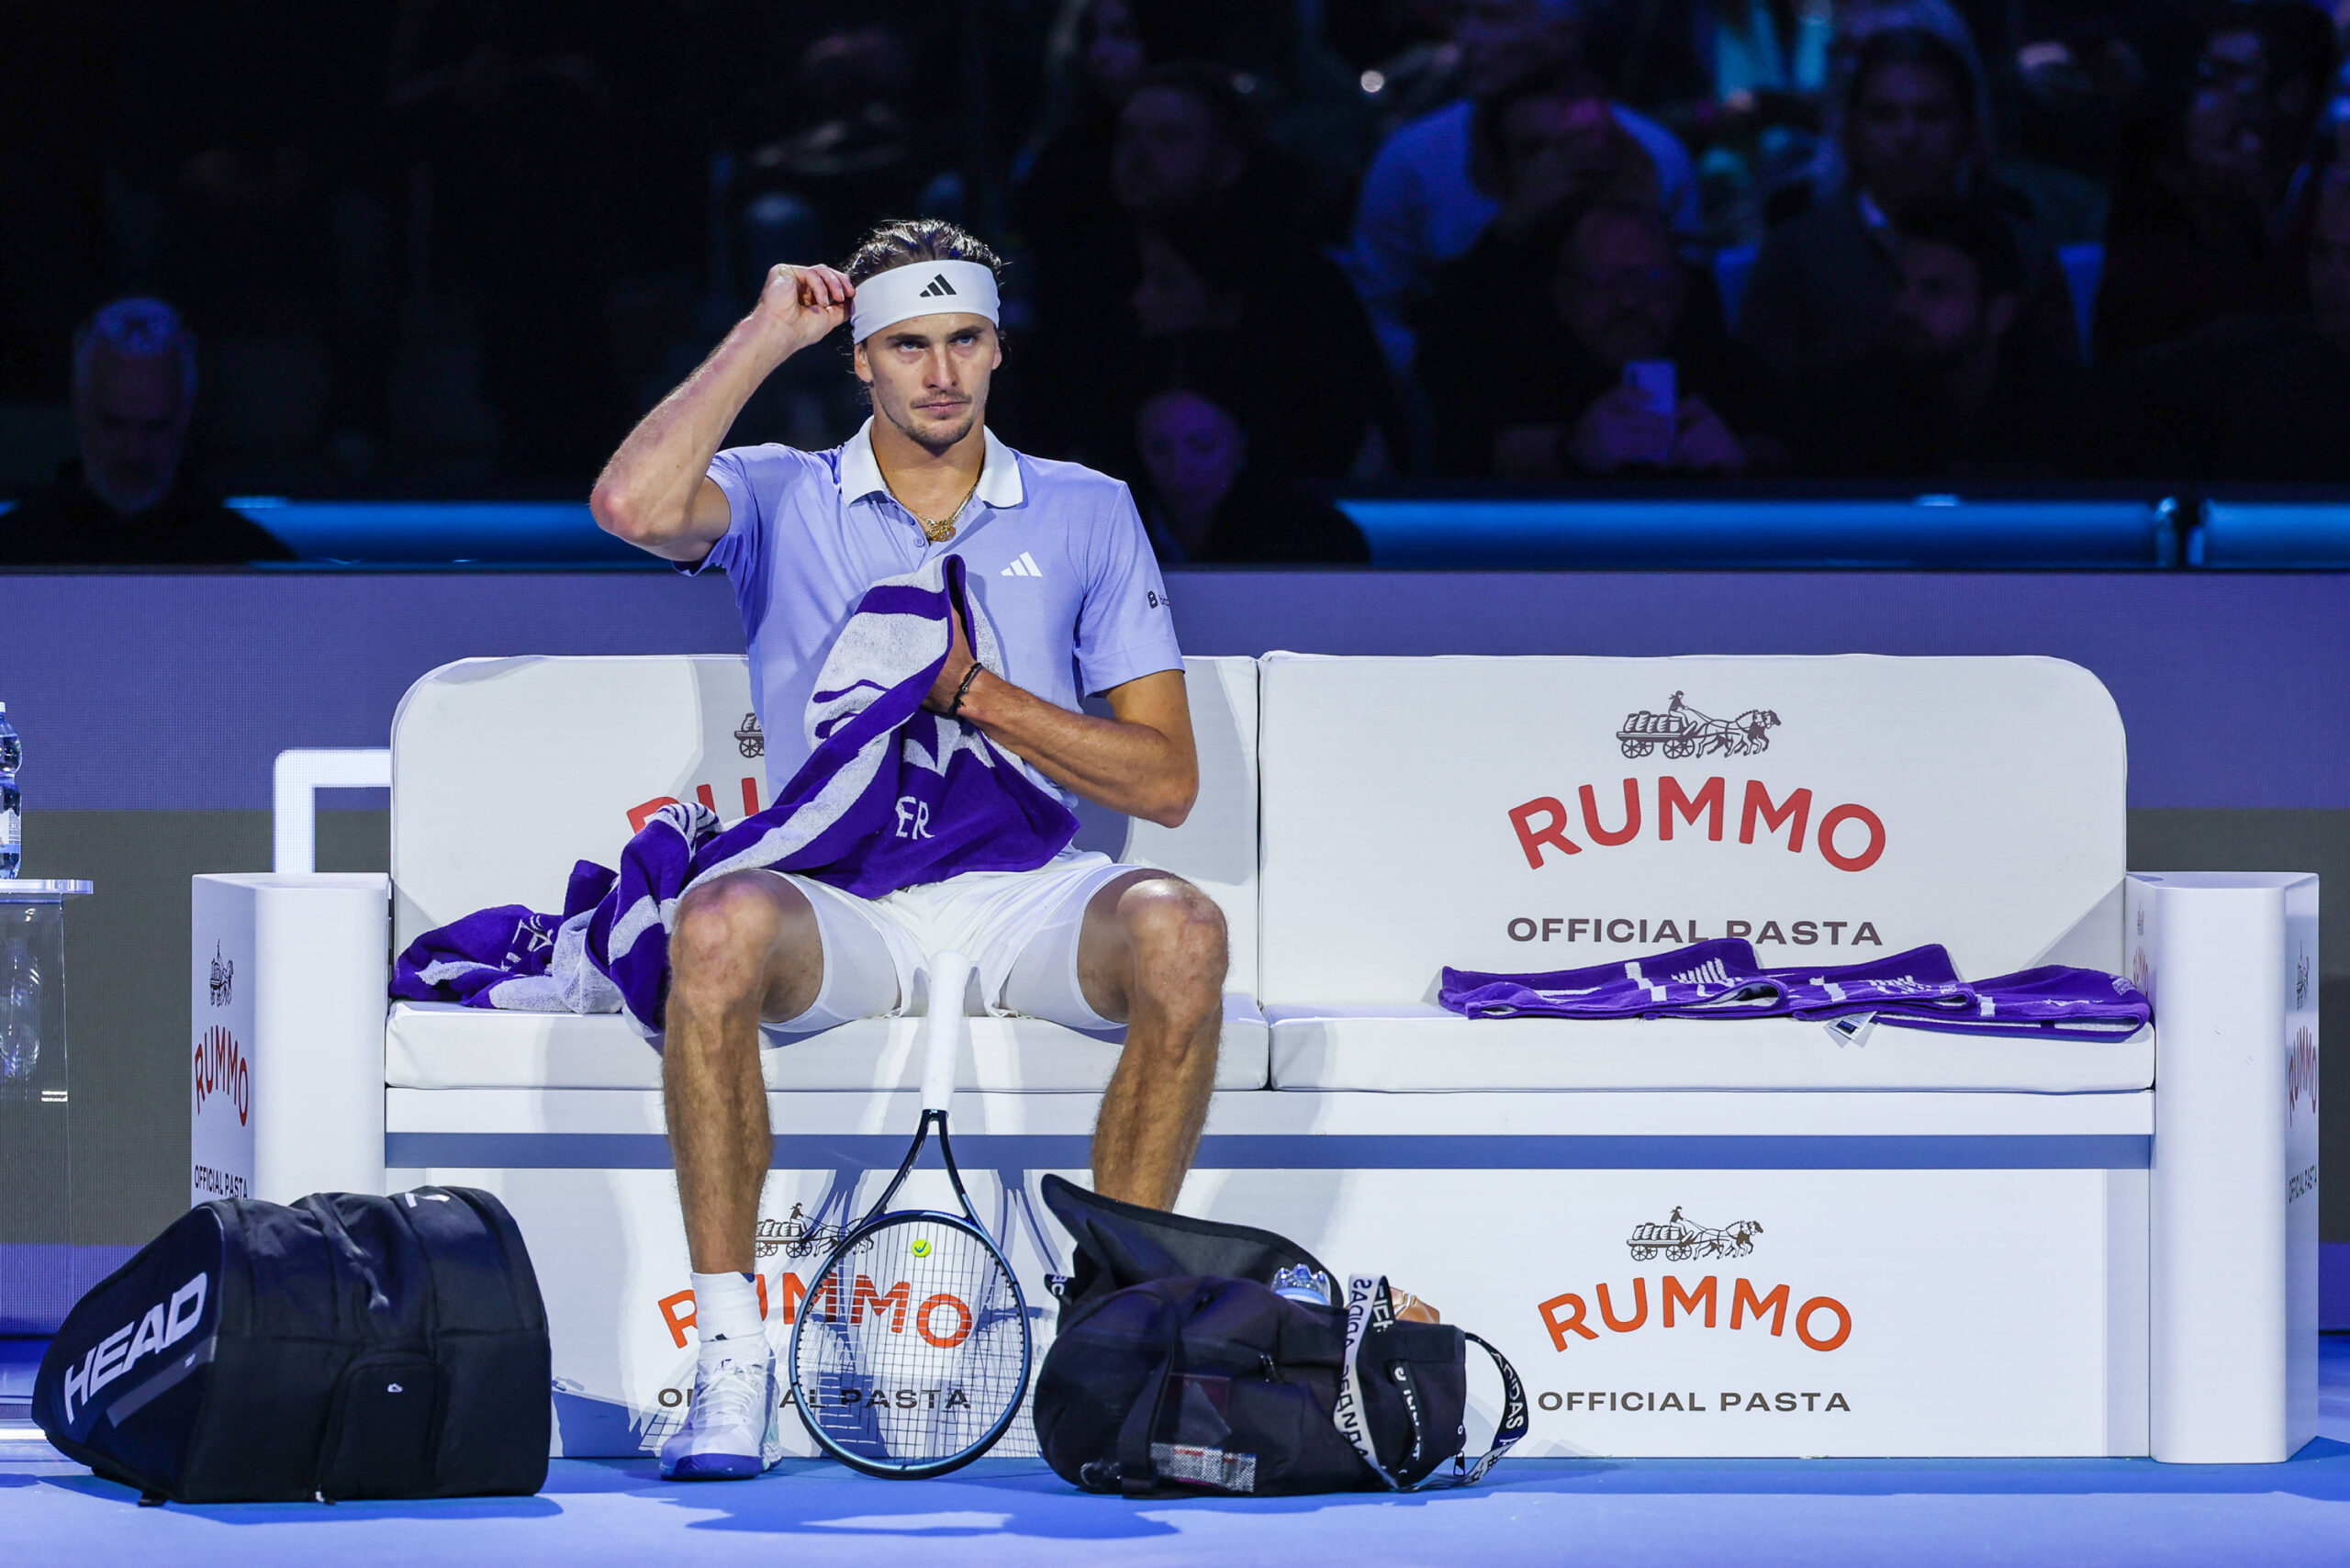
[757,848,1142,1040]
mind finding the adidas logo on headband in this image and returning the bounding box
[850,259,1001,341]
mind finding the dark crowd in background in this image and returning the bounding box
[6,0,2350,566]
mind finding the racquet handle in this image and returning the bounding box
[921,949,971,1114]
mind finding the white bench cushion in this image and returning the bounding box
[1257,655,2127,1006]
[388,992,1270,1092]
[1266,1005,2153,1092]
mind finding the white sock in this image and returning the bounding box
[691,1271,764,1348]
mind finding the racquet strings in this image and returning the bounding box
[795,1214,1027,1466]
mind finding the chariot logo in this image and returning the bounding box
[735,711,765,759]
[755,1203,873,1260]
[207,943,233,1008]
[191,1025,249,1126]
[61,1272,209,1428]
[1626,1206,1762,1261]
[1616,692,1779,760]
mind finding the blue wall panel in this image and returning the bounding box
[1,569,2346,810]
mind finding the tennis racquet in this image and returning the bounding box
[787,949,1034,1477]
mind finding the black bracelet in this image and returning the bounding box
[947,663,983,717]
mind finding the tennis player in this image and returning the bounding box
[590,218,1227,1479]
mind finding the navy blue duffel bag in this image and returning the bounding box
[35,1186,550,1504]
[1031,1175,1527,1497]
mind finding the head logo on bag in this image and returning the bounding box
[60,1272,212,1436]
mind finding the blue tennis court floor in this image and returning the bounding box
[5,1337,2347,1567]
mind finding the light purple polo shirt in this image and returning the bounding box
[694,419,1184,802]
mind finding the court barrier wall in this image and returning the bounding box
[190,654,2319,1462]
[36,492,2350,568]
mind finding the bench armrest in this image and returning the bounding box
[192,872,390,1204]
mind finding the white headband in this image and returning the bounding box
[850,260,1001,342]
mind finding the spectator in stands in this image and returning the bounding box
[1395,67,1672,353]
[1030,62,1395,481]
[738,28,961,266]
[1127,211,1395,479]
[1133,386,1370,564]
[2092,2,2337,362]
[1417,198,1779,477]
[1790,196,2089,478]
[1109,62,1267,221]
[1014,0,1151,297]
[0,299,294,565]
[389,4,632,480]
[2098,173,2350,481]
[1345,0,1700,371]
[1736,25,2078,382]
[1584,0,1833,244]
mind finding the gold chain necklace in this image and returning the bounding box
[902,476,981,543]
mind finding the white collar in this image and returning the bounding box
[837,418,1024,511]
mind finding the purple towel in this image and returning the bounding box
[1439,940,2150,1040]
[1857,965,2153,1039]
[1439,938,1785,1020]
[393,553,1079,1034]
[1766,946,1975,1021]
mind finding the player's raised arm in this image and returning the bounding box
[588,263,853,562]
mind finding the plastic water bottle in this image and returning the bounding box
[0,702,18,880]
[0,702,28,1081]
[1271,1265,1333,1307]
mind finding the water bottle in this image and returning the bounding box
[0,701,29,1081]
[0,702,19,880]
[1271,1265,1334,1307]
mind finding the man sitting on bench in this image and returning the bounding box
[590,218,1227,1480]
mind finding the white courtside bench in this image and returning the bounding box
[192,653,2317,1462]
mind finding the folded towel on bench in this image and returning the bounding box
[1439,940,2150,1041]
[393,554,1078,1034]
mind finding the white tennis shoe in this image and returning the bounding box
[659,1341,785,1481]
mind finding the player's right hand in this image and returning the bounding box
[756,263,853,352]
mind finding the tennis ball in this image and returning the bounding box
[911,1238,933,1258]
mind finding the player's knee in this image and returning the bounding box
[670,872,802,996]
[1119,878,1226,993]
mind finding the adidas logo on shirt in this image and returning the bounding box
[917,274,957,298]
[1000,552,1044,578]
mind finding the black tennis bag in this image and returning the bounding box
[34,1186,550,1504]
[1032,1175,1525,1497]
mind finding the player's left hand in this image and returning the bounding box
[924,599,981,715]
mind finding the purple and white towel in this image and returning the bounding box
[1438,938,1786,1021]
[1439,940,2149,1041]
[1770,946,1977,1021]
[393,553,1079,1035]
[1852,965,2154,1038]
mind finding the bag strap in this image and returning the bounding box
[1336,1274,1528,1491]
[1112,1282,1214,1496]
